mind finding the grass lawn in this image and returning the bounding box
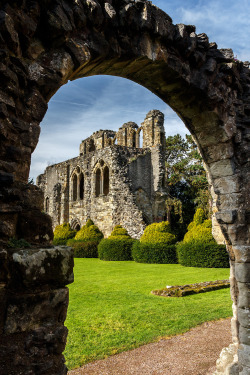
[64,259,232,370]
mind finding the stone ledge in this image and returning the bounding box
[151,280,230,297]
[8,246,74,289]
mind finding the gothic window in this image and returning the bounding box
[72,174,77,201]
[45,197,49,213]
[103,166,109,196]
[94,161,110,197]
[79,173,84,200]
[95,168,101,197]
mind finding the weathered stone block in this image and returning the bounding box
[214,176,241,195]
[238,344,250,367]
[4,288,69,334]
[9,247,74,289]
[235,263,250,283]
[209,159,234,178]
[239,325,250,345]
[216,210,237,224]
[237,282,250,309]
[238,308,250,329]
[233,246,250,263]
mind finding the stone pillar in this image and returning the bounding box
[0,246,74,375]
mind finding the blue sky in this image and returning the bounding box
[30,0,250,180]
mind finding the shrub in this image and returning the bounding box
[183,208,214,244]
[132,241,177,264]
[109,225,129,237]
[98,238,135,261]
[183,222,214,243]
[98,225,134,261]
[177,242,229,268]
[193,208,206,225]
[140,221,176,245]
[67,239,99,258]
[53,223,76,245]
[177,208,229,268]
[75,221,103,242]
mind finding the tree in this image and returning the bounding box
[165,134,211,239]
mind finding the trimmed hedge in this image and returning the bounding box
[98,238,135,261]
[67,239,99,258]
[132,241,177,264]
[140,221,176,244]
[53,223,77,245]
[177,241,229,268]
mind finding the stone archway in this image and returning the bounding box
[0,1,249,374]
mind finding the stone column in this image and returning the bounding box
[0,246,74,375]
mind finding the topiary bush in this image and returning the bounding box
[98,225,134,261]
[177,208,229,268]
[74,221,103,242]
[140,221,176,245]
[67,239,99,258]
[177,242,229,268]
[132,241,177,264]
[131,221,177,264]
[53,223,77,245]
[67,220,103,257]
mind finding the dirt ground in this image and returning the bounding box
[68,318,231,375]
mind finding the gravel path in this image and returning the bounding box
[68,318,231,375]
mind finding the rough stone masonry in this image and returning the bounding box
[0,1,249,374]
[37,110,167,239]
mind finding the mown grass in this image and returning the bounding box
[64,259,232,370]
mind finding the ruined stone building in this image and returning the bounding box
[37,110,167,238]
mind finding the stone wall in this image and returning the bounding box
[0,0,249,374]
[0,246,74,375]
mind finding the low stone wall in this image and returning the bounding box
[0,246,74,375]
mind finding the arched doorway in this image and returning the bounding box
[0,1,249,374]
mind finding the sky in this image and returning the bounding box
[29,0,250,181]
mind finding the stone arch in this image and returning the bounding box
[0,1,249,374]
[70,219,81,231]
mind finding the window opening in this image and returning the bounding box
[103,166,109,196]
[95,168,101,197]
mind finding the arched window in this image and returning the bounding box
[103,166,109,196]
[45,197,49,213]
[79,173,84,200]
[95,168,101,197]
[72,174,77,201]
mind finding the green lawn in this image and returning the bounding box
[64,259,232,370]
